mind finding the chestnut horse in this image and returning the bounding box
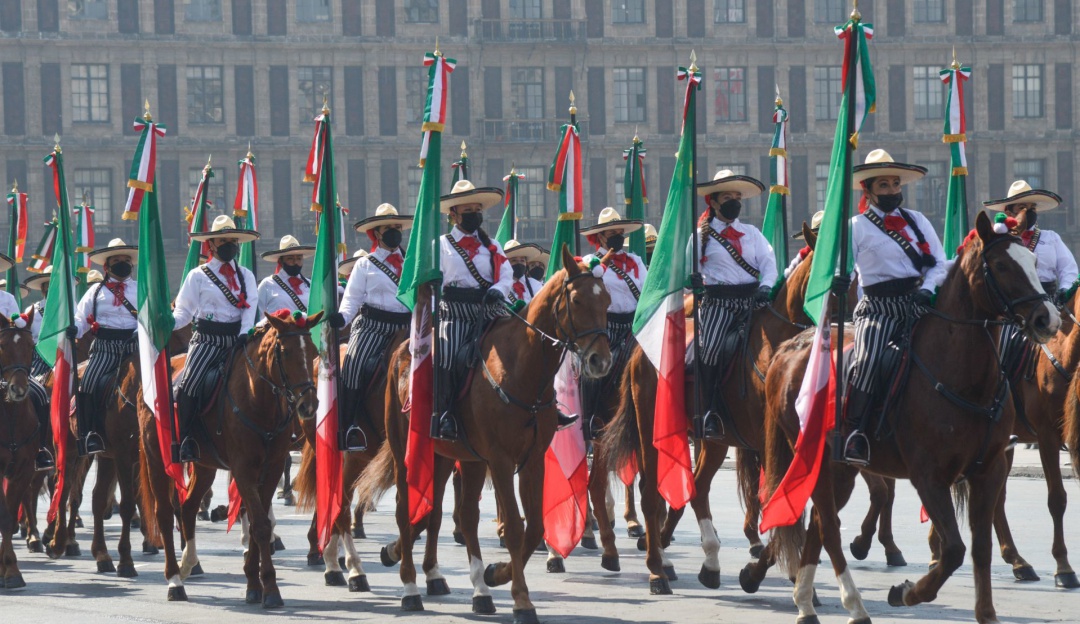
[138,312,320,607]
[763,211,1058,624]
[0,312,38,589]
[356,247,611,622]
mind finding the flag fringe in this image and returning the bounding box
[557,212,583,221]
[127,179,153,192]
[942,133,967,143]
[770,185,790,195]
[952,167,969,176]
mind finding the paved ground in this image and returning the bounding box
[2,447,1078,623]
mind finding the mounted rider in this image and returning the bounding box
[837,149,947,466]
[172,215,260,463]
[786,210,824,279]
[527,246,549,284]
[329,203,413,451]
[23,266,52,378]
[643,223,658,265]
[258,235,316,316]
[691,170,777,440]
[73,238,139,456]
[505,240,545,306]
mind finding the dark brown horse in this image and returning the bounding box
[0,311,38,589]
[139,312,320,607]
[763,211,1058,624]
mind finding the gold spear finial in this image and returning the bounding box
[11,179,17,193]
[53,133,61,153]
[689,50,699,73]
[321,91,330,114]
[633,125,640,142]
[950,46,961,70]
[143,99,152,122]
[851,0,861,22]
[569,90,577,116]
[205,154,212,172]
[460,140,467,158]
[434,36,441,57]
[510,161,516,175]
[82,191,88,205]
[247,141,254,160]
[775,84,783,107]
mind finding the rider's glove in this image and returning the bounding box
[913,289,934,308]
[483,289,505,305]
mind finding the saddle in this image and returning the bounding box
[844,330,914,441]
[173,343,241,418]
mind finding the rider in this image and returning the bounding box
[580,207,648,440]
[73,238,139,456]
[692,170,777,439]
[786,210,824,279]
[839,149,947,465]
[23,266,52,378]
[505,240,545,306]
[329,203,413,451]
[172,215,260,463]
[527,247,548,284]
[643,223,658,265]
[258,235,316,316]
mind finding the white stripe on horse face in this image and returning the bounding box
[593,283,602,297]
[1005,243,1062,332]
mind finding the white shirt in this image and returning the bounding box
[1026,227,1078,289]
[173,258,258,334]
[339,247,409,324]
[74,278,138,339]
[440,227,513,298]
[258,273,311,316]
[783,249,808,280]
[509,275,544,304]
[698,217,778,288]
[850,205,947,291]
[583,248,647,314]
[0,290,18,319]
[25,299,44,342]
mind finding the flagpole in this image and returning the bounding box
[318,99,346,450]
[687,51,705,429]
[569,92,580,256]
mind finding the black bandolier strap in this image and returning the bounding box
[271,274,308,312]
[862,208,932,272]
[201,263,249,309]
[367,256,400,286]
[91,281,138,321]
[607,261,641,300]
[448,236,494,289]
[704,225,761,280]
[1026,227,1041,252]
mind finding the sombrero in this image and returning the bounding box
[0,278,30,298]
[0,252,12,274]
[88,238,138,266]
[354,203,413,232]
[189,215,260,244]
[23,265,52,290]
[792,211,825,239]
[261,235,316,262]
[533,246,550,266]
[440,180,504,214]
[338,249,368,277]
[643,223,658,247]
[983,180,1062,213]
[696,170,766,198]
[85,269,104,285]
[851,149,927,189]
[504,240,542,262]
[580,207,643,236]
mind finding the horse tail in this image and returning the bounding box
[1066,382,1080,485]
[354,440,395,511]
[763,378,803,579]
[735,448,761,515]
[138,437,161,546]
[602,358,641,479]
[292,436,318,513]
[952,479,970,521]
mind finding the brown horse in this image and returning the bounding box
[356,247,611,622]
[0,312,38,589]
[763,211,1058,624]
[138,312,320,607]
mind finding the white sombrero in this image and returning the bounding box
[696,169,766,198]
[23,265,52,290]
[261,234,316,262]
[88,238,139,266]
[189,215,260,244]
[85,269,104,285]
[338,249,369,277]
[579,207,643,236]
[983,180,1062,213]
[0,278,30,298]
[440,180,504,214]
[851,149,927,189]
[504,240,542,262]
[0,252,13,274]
[354,203,414,233]
[792,210,825,240]
[643,223,658,247]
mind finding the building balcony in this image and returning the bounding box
[474,18,586,43]
[481,118,590,143]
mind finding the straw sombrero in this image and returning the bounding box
[440,180,504,214]
[23,265,52,290]
[0,252,13,274]
[338,249,368,277]
[354,203,414,232]
[696,170,766,198]
[534,246,550,265]
[580,207,643,236]
[261,235,316,262]
[983,180,1062,213]
[189,215,260,244]
[792,210,825,239]
[85,269,104,285]
[0,278,30,298]
[88,238,138,266]
[504,240,542,262]
[643,223,658,247]
[851,149,927,189]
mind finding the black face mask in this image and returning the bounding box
[528,266,545,281]
[875,192,904,213]
[281,263,303,277]
[512,264,526,279]
[718,199,742,221]
[380,228,403,249]
[459,212,483,233]
[109,261,132,279]
[1025,210,1038,227]
[606,233,625,252]
[215,242,239,263]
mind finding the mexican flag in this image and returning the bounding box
[495,169,524,246]
[73,199,95,299]
[940,61,971,259]
[623,136,648,258]
[5,186,27,306]
[762,92,790,295]
[545,121,583,279]
[182,160,213,285]
[122,116,165,220]
[451,141,469,185]
[542,357,588,558]
[28,219,57,274]
[233,151,259,277]
[630,63,701,510]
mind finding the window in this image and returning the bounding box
[71,64,109,123]
[298,66,333,123]
[297,0,331,22]
[814,0,845,23]
[406,167,423,213]
[405,0,438,23]
[814,66,842,121]
[1015,0,1043,23]
[715,164,747,176]
[1013,64,1043,118]
[510,68,545,141]
[69,0,107,19]
[404,67,427,125]
[185,0,222,21]
[515,166,550,242]
[913,161,948,220]
[186,66,224,124]
[815,163,830,212]
[1014,159,1044,189]
[612,0,644,24]
[714,67,746,122]
[714,0,745,23]
[73,169,112,231]
[913,0,944,23]
[913,66,944,120]
[188,167,227,222]
[509,0,541,19]
[614,68,646,123]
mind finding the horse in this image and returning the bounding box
[138,312,320,607]
[763,211,1058,624]
[355,246,611,622]
[0,311,38,589]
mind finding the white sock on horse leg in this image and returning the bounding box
[793,564,818,618]
[342,533,366,578]
[660,548,673,569]
[168,574,183,589]
[699,518,721,572]
[425,564,445,581]
[546,546,562,562]
[837,568,869,621]
[323,533,342,573]
[179,537,198,578]
[403,582,420,597]
[606,485,616,520]
[240,512,250,553]
[469,556,491,597]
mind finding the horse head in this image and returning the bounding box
[0,309,34,402]
[544,244,612,380]
[262,310,324,421]
[964,210,1060,342]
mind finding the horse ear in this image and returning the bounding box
[803,223,817,250]
[307,311,324,327]
[561,243,580,276]
[263,312,286,331]
[974,210,993,243]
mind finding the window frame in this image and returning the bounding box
[613,67,647,124]
[612,0,645,24]
[714,67,747,123]
[68,0,108,20]
[814,0,845,23]
[297,0,332,23]
[404,0,439,24]
[184,0,223,22]
[185,65,225,125]
[913,65,944,121]
[714,0,746,24]
[509,0,542,19]
[404,66,427,125]
[912,161,948,219]
[813,66,843,121]
[913,0,945,23]
[1014,0,1044,23]
[298,66,334,124]
[72,168,113,231]
[515,165,551,243]
[1012,64,1043,119]
[71,63,110,124]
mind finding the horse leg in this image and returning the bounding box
[877,477,906,566]
[420,457,454,596]
[178,465,216,580]
[24,473,45,552]
[639,450,671,594]
[44,452,80,559]
[392,450,422,611]
[850,472,884,562]
[115,459,138,577]
[1038,430,1077,588]
[456,461,495,613]
[893,481,966,610]
[306,512,323,566]
[686,440,726,589]
[487,457,537,622]
[450,466,464,545]
[968,458,1009,624]
[588,442,619,572]
[738,450,765,559]
[624,481,643,538]
[142,445,184,600]
[91,457,118,573]
[991,448,1038,580]
[235,467,284,609]
[1,460,33,588]
[818,464,871,624]
[352,499,366,539]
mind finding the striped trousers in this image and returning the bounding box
[997,322,1033,381]
[79,336,137,428]
[698,295,755,367]
[178,331,238,399]
[31,350,49,379]
[849,294,926,394]
[342,312,408,391]
[436,299,506,403]
[580,316,635,419]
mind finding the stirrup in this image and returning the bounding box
[843,430,870,466]
[1005,434,1019,452]
[35,448,55,472]
[583,415,601,440]
[339,425,368,452]
[178,437,201,463]
[84,431,105,455]
[431,412,459,441]
[557,411,579,431]
[695,412,724,440]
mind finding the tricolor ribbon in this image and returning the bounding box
[234,153,259,228]
[834,19,876,148]
[7,189,28,262]
[546,123,583,218]
[677,66,702,135]
[73,202,95,274]
[768,99,790,195]
[29,219,58,273]
[122,118,167,220]
[418,52,457,164]
[940,64,971,175]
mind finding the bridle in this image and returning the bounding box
[0,326,34,399]
[243,329,317,417]
[980,235,1050,329]
[549,271,610,359]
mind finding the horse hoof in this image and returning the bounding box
[5,574,26,589]
[888,580,913,607]
[1055,572,1080,588]
[324,571,346,586]
[580,537,598,550]
[273,537,285,552]
[698,564,720,589]
[281,493,295,507]
[453,531,465,545]
[65,544,81,557]
[97,560,116,573]
[1013,565,1040,582]
[27,540,43,554]
[472,595,496,614]
[348,575,370,592]
[749,543,764,559]
[262,590,284,609]
[627,524,644,539]
[353,526,366,540]
[649,576,672,595]
[663,565,678,581]
[600,555,620,572]
[209,507,227,523]
[75,516,85,528]
[738,564,760,593]
[795,616,820,624]
[849,539,870,561]
[886,551,908,567]
[167,586,188,602]
[197,510,210,522]
[117,562,138,578]
[142,540,158,555]
[307,553,324,567]
[401,594,424,612]
[512,607,539,624]
[850,618,872,624]
[484,563,503,588]
[426,578,450,596]
[812,588,821,607]
[189,563,204,577]
[245,589,262,604]
[380,545,398,568]
[547,558,565,574]
[499,536,505,549]
[130,515,141,529]
[636,536,646,552]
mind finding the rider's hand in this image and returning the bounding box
[483,289,505,305]
[830,275,851,296]
[689,272,705,290]
[328,312,347,329]
[1054,288,1069,307]
[510,299,527,314]
[65,326,77,341]
[913,289,934,308]
[755,286,772,305]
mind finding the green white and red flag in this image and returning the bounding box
[544,122,583,279]
[73,198,95,298]
[182,160,214,283]
[762,91,790,294]
[543,357,588,557]
[623,137,648,258]
[630,63,701,510]
[122,116,166,220]
[5,185,27,306]
[495,169,524,246]
[28,219,58,274]
[233,152,259,276]
[418,51,456,166]
[940,61,971,258]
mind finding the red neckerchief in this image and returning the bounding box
[385,252,403,275]
[513,281,526,298]
[219,262,241,290]
[610,252,640,278]
[1021,229,1035,246]
[720,226,744,255]
[106,281,126,306]
[287,276,304,293]
[883,213,931,255]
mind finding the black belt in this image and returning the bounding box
[94,327,136,341]
[1041,281,1057,296]
[703,283,758,298]
[194,319,242,336]
[442,286,486,303]
[360,304,411,326]
[863,277,922,298]
[608,312,635,325]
